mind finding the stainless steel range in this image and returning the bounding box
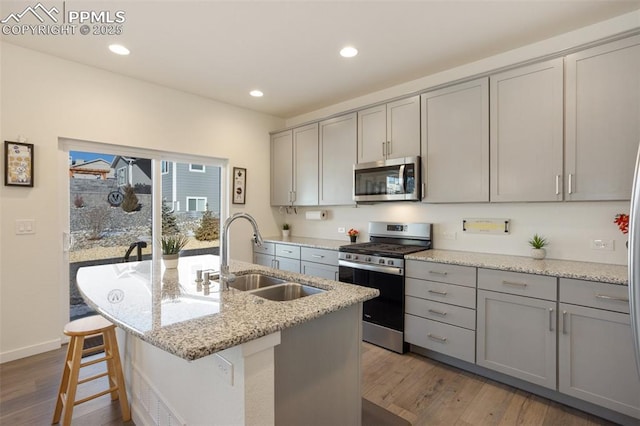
[338,222,432,353]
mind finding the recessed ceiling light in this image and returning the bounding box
[250,90,264,97]
[340,46,358,58]
[108,44,130,55]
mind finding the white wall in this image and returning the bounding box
[279,11,640,267]
[0,43,284,362]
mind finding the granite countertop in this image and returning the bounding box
[262,236,351,250]
[76,255,378,361]
[263,236,628,284]
[406,249,628,285]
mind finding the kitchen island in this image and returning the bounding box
[77,254,378,426]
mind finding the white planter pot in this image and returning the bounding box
[282,230,290,238]
[530,248,546,260]
[162,254,180,269]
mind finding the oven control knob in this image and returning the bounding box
[378,259,385,265]
[345,254,351,260]
[353,255,359,261]
[387,260,394,266]
[366,257,372,262]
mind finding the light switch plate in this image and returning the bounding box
[15,219,35,235]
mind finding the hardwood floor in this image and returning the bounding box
[361,342,616,426]
[0,347,133,426]
[0,343,617,425]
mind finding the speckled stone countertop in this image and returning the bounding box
[77,255,378,361]
[262,236,352,250]
[406,249,628,285]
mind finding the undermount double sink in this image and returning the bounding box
[227,273,326,301]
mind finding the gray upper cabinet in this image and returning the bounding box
[357,96,420,163]
[319,113,357,205]
[292,123,319,206]
[271,130,293,206]
[565,35,640,201]
[421,78,489,203]
[270,124,318,206]
[490,58,564,202]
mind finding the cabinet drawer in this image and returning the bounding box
[405,296,475,330]
[405,314,475,363]
[406,260,476,287]
[406,278,476,309]
[478,268,556,301]
[253,242,275,255]
[301,247,338,266]
[560,278,629,314]
[275,244,301,259]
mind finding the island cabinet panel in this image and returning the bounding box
[275,304,362,426]
[558,278,640,420]
[357,96,420,163]
[490,58,564,202]
[565,35,640,201]
[404,260,477,363]
[421,77,489,203]
[319,113,357,206]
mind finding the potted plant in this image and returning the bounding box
[528,233,548,260]
[282,223,290,238]
[614,213,629,248]
[348,228,359,243]
[160,234,189,268]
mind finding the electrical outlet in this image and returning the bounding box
[213,353,234,385]
[442,231,457,240]
[338,227,345,234]
[15,219,35,235]
[590,239,614,251]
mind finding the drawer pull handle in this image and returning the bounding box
[428,289,448,296]
[502,280,527,288]
[428,270,448,276]
[595,293,629,302]
[311,254,324,258]
[549,308,554,332]
[428,309,447,316]
[427,333,447,343]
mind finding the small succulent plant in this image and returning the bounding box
[528,234,548,249]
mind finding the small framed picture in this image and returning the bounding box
[4,141,34,187]
[232,167,246,204]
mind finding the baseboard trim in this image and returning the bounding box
[0,338,61,364]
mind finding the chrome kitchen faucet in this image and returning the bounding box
[219,213,264,290]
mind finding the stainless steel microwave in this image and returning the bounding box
[353,156,421,202]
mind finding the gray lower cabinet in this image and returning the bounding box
[404,261,476,363]
[476,269,557,389]
[300,247,339,280]
[559,279,640,419]
[253,242,301,273]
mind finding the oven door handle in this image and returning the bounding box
[338,260,403,275]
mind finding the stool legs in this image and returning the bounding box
[52,327,130,425]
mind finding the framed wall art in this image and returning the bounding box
[4,141,34,187]
[232,167,246,204]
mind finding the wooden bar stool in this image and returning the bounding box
[52,315,131,425]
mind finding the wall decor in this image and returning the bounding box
[4,141,34,187]
[232,167,246,204]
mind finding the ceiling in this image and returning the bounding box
[2,1,640,118]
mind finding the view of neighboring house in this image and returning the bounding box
[161,161,221,215]
[112,156,152,187]
[68,158,114,180]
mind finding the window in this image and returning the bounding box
[161,161,169,174]
[116,167,127,186]
[189,164,205,172]
[186,197,207,212]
